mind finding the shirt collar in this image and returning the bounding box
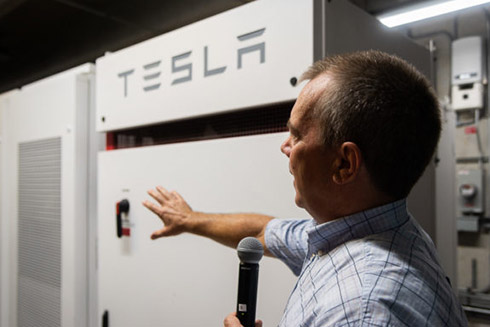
[306,199,409,256]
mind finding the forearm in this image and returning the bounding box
[186,212,274,255]
[144,186,275,255]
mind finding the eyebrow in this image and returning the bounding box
[287,120,300,136]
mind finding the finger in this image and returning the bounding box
[255,319,263,327]
[223,312,242,327]
[142,200,162,217]
[172,191,191,209]
[172,191,185,202]
[147,189,165,205]
[156,186,173,201]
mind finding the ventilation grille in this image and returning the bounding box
[107,101,293,150]
[18,138,61,327]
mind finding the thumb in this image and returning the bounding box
[151,227,172,240]
[255,320,263,327]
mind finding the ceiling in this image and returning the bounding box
[0,0,424,94]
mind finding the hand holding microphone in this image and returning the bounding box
[223,312,263,327]
[235,237,264,327]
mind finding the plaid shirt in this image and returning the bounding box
[265,199,467,326]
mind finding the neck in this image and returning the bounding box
[308,182,396,225]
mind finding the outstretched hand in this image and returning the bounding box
[223,312,263,327]
[142,186,193,240]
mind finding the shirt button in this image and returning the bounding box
[317,250,324,256]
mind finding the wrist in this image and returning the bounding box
[183,210,201,234]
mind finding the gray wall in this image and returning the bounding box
[402,5,490,289]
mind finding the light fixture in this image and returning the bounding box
[377,0,490,28]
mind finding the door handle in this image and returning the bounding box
[116,199,130,238]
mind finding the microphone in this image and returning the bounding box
[236,237,264,327]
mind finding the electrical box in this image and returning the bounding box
[452,36,485,85]
[452,83,484,111]
[451,36,485,111]
[457,169,484,215]
[0,64,94,327]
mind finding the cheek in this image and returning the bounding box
[289,149,305,179]
[290,148,323,184]
[289,150,299,171]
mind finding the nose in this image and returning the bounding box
[281,136,291,157]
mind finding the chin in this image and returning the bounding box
[294,195,304,208]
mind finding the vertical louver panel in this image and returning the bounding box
[17,138,61,327]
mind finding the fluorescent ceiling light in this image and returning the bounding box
[378,0,490,28]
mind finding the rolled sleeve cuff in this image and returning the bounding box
[265,218,312,276]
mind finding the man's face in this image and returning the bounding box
[280,74,336,213]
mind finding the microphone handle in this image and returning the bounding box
[237,262,259,327]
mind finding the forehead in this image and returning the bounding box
[290,73,332,125]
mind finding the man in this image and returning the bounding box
[143,50,467,326]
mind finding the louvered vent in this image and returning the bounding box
[17,138,61,327]
[106,100,293,150]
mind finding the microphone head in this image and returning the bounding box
[237,237,264,264]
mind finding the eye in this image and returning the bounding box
[286,121,301,142]
[291,131,301,142]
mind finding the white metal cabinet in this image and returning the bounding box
[0,64,93,327]
[95,0,437,326]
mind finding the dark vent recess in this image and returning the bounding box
[106,101,293,150]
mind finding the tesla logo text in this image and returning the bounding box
[118,28,266,97]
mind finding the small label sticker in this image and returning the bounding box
[464,126,477,134]
[238,304,247,312]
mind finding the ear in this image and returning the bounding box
[332,142,362,185]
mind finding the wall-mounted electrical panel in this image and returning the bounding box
[0,64,94,327]
[452,34,490,312]
[451,36,486,111]
[456,169,484,232]
[452,36,488,234]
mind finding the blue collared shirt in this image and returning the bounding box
[265,199,467,326]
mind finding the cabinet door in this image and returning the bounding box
[98,132,307,327]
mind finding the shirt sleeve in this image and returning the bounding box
[265,218,312,276]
